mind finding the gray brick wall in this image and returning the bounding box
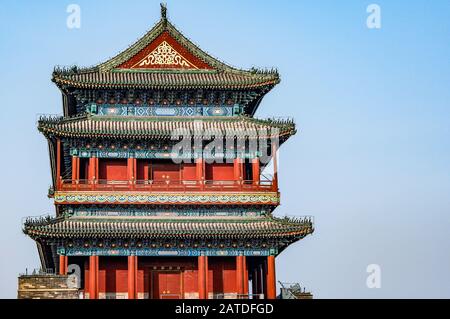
[18,275,80,299]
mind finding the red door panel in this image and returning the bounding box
[152,271,182,299]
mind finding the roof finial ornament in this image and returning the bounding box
[160,3,167,21]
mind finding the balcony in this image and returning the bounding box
[57,178,277,193]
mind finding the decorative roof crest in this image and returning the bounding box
[161,3,167,21]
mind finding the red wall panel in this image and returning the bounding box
[152,162,181,181]
[205,163,234,181]
[137,161,196,181]
[79,158,89,180]
[98,257,128,293]
[182,163,196,180]
[136,160,151,180]
[209,257,237,294]
[99,159,128,180]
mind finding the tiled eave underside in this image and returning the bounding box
[38,116,296,140]
[52,72,279,90]
[24,218,313,240]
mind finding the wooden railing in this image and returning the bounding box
[57,178,277,192]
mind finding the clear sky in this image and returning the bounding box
[0,0,449,298]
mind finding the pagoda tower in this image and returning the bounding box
[23,5,313,299]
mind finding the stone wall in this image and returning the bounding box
[18,274,80,299]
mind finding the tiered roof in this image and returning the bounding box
[52,5,279,91]
[38,114,296,141]
[24,215,313,241]
[53,68,279,90]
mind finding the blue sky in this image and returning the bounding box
[0,0,449,298]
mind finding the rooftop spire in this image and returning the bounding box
[160,3,167,21]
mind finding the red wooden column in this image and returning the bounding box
[198,255,208,299]
[196,158,203,180]
[196,158,204,189]
[127,158,136,190]
[251,158,260,185]
[128,255,137,299]
[205,256,209,299]
[56,139,62,189]
[72,156,79,181]
[233,158,239,181]
[236,255,245,296]
[96,157,99,180]
[233,158,243,189]
[59,255,68,275]
[271,142,278,190]
[89,255,99,299]
[88,156,98,190]
[266,255,276,299]
[127,158,136,180]
[88,157,97,180]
